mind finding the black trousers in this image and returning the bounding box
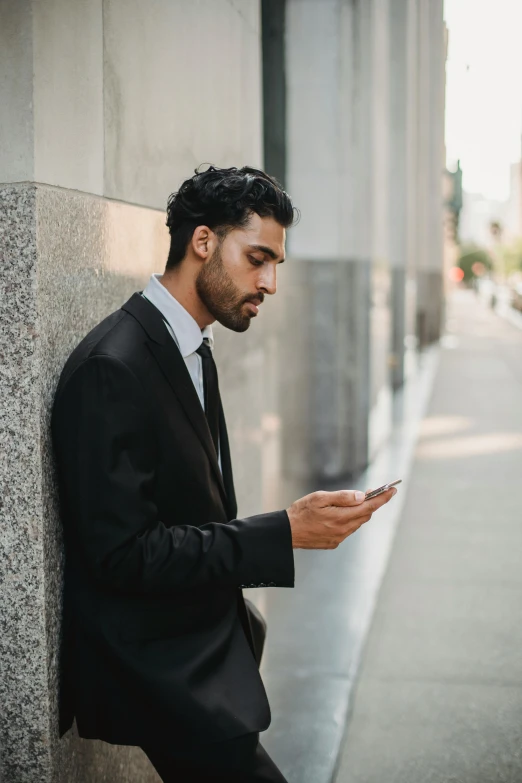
[142,732,288,783]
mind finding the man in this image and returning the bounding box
[51,165,396,782]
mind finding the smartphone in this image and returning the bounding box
[364,479,402,500]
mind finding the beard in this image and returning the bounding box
[195,244,263,333]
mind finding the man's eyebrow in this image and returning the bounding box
[248,244,285,263]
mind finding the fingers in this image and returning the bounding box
[331,486,397,528]
[365,487,397,513]
[320,489,366,507]
[317,485,399,509]
[309,486,399,551]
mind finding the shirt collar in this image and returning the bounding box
[142,273,214,356]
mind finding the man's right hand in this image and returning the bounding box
[286,487,397,550]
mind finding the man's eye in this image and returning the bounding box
[248,255,264,267]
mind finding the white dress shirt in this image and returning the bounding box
[141,274,221,469]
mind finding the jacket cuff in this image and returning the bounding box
[237,510,295,588]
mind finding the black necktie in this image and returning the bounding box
[196,340,220,456]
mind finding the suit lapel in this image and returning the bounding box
[122,293,228,504]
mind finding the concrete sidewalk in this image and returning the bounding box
[336,289,522,783]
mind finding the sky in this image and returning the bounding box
[444,0,522,201]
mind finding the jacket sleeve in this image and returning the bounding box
[51,354,295,595]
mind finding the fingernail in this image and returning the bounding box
[355,491,365,502]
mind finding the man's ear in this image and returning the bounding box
[191,226,213,261]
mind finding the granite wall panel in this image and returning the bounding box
[0,183,165,782]
[0,185,50,781]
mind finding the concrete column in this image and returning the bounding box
[415,0,445,346]
[283,0,361,482]
[404,0,420,372]
[365,0,393,461]
[427,0,446,336]
[388,0,418,389]
[347,0,392,463]
[283,0,392,480]
[414,0,430,347]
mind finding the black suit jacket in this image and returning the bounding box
[51,292,294,748]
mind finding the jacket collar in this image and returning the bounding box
[121,291,169,345]
[141,274,214,357]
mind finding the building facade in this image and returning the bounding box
[0,1,446,780]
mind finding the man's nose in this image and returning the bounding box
[258,266,277,296]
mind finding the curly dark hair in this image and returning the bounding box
[165,165,296,269]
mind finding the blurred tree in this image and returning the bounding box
[457,244,494,283]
